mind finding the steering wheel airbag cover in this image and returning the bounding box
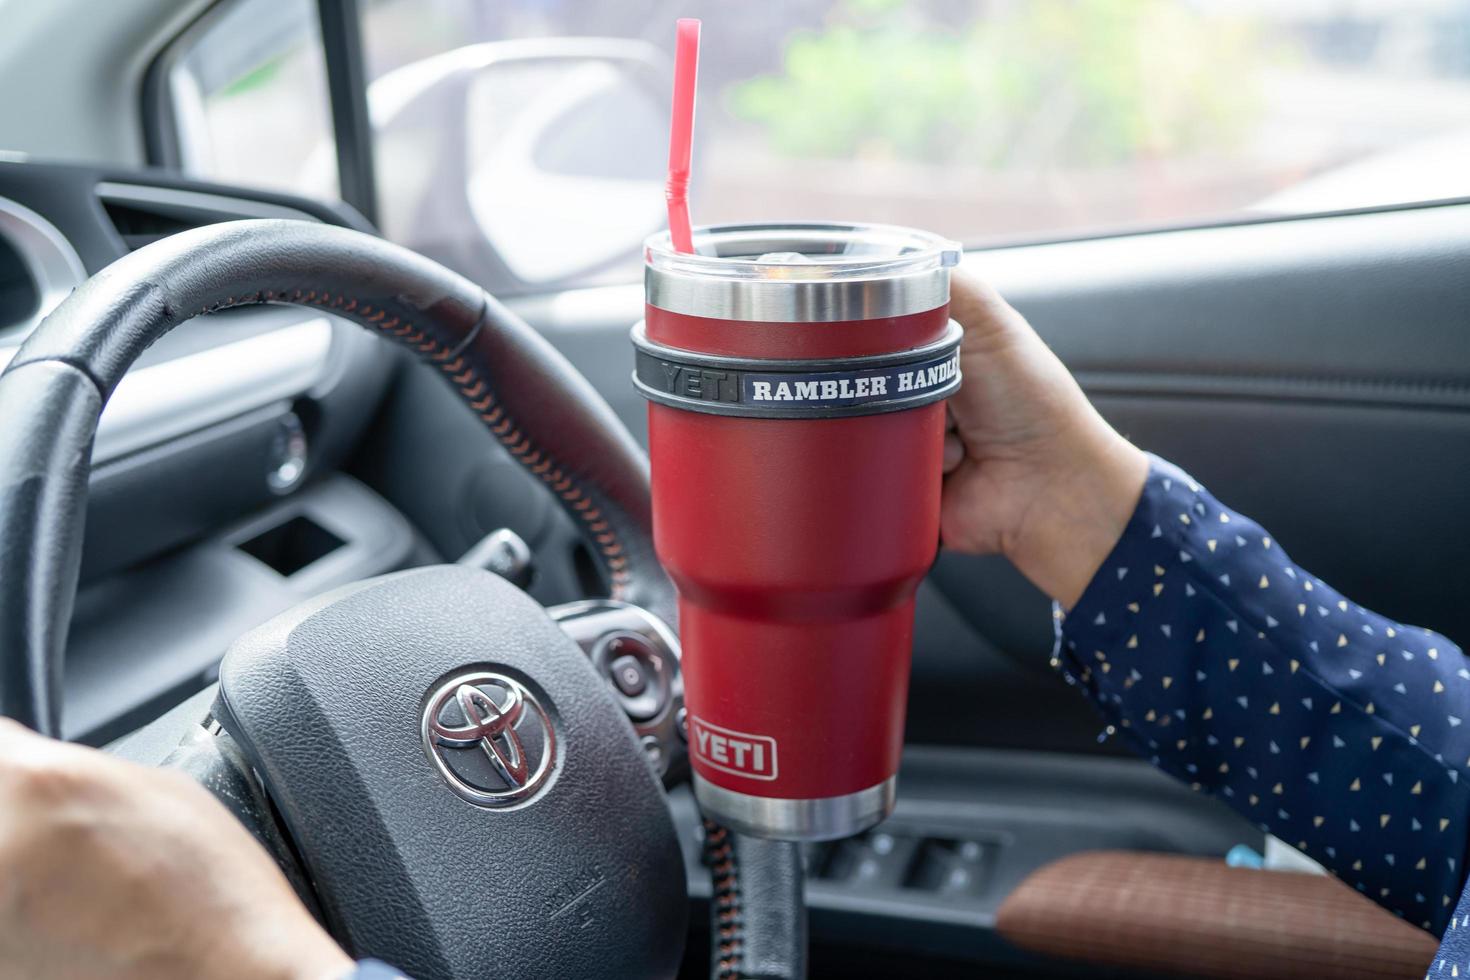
[215,565,686,980]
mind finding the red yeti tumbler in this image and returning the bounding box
[634,223,962,840]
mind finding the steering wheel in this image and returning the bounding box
[0,220,804,980]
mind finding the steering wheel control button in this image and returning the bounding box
[545,601,685,780]
[610,654,648,697]
[639,734,665,771]
[593,632,669,721]
[421,671,557,809]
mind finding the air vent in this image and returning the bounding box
[101,200,206,252]
[96,181,316,252]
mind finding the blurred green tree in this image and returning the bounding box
[728,0,1274,168]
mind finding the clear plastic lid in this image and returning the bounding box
[644,222,962,282]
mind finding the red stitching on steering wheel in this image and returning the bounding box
[704,819,745,978]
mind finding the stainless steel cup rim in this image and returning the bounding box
[692,774,897,841]
[645,222,961,323]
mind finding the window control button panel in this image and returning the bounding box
[806,828,994,901]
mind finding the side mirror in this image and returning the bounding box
[371,38,671,292]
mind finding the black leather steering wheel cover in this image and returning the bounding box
[705,820,807,980]
[0,218,674,736]
[0,360,101,733]
[0,218,808,980]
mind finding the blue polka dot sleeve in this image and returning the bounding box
[1055,454,1470,936]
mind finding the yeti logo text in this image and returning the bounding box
[658,362,739,402]
[689,717,778,780]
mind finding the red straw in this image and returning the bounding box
[666,18,701,254]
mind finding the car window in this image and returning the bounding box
[357,0,1470,293]
[170,0,1470,294]
[164,0,339,200]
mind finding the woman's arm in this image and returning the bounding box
[941,271,1470,934]
[1055,455,1470,933]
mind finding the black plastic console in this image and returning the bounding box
[672,745,1261,973]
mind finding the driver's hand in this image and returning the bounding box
[0,719,352,980]
[940,271,1149,607]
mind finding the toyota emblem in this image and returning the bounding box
[421,671,557,808]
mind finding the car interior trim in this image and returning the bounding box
[0,315,335,464]
[94,181,321,224]
[1075,368,1470,410]
[0,194,87,339]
